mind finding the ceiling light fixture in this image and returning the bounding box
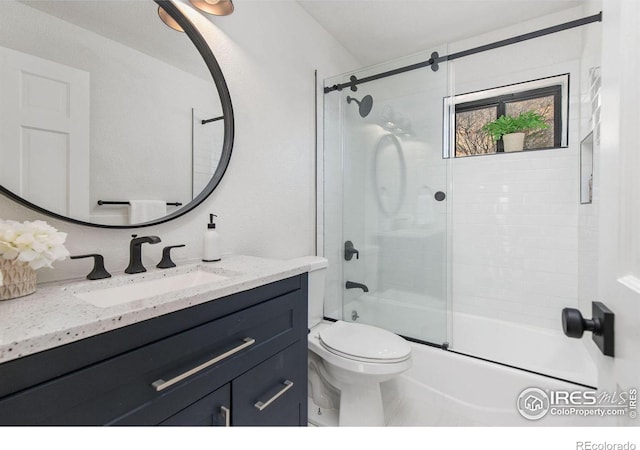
[189,0,234,16]
[157,6,184,32]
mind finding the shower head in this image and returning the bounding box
[346,95,373,118]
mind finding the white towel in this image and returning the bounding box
[128,200,167,224]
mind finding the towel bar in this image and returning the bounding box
[97,200,182,206]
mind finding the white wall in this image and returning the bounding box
[0,0,358,282]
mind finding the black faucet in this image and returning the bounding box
[125,234,161,274]
[345,281,369,292]
[70,254,111,280]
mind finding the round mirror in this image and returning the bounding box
[0,0,233,228]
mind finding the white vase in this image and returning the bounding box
[502,132,525,152]
[0,258,36,300]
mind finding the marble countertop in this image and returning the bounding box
[0,255,322,364]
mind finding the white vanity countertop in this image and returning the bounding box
[0,255,321,364]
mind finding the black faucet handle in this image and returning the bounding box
[71,254,111,280]
[157,244,186,269]
[345,241,360,261]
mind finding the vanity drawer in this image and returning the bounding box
[159,384,231,426]
[0,290,305,425]
[232,341,307,426]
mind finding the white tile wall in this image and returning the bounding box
[446,8,590,371]
[451,147,580,330]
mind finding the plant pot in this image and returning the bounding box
[0,258,36,300]
[502,132,525,152]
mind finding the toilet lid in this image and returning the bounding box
[318,321,411,363]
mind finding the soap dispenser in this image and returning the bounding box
[202,213,221,262]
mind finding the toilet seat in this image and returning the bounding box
[318,321,411,364]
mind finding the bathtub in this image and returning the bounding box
[308,340,610,426]
[314,290,607,426]
[379,342,612,426]
[344,289,597,386]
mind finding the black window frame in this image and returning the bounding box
[454,84,563,156]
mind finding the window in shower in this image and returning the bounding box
[446,74,569,158]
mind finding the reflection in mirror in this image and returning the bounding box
[374,134,406,217]
[0,0,228,226]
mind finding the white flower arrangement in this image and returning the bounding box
[0,220,70,286]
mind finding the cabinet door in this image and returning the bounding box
[160,384,230,426]
[232,342,306,426]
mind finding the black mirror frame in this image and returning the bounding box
[0,0,234,229]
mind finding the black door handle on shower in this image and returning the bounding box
[344,241,360,261]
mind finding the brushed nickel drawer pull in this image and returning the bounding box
[254,380,294,411]
[220,406,230,427]
[152,337,256,392]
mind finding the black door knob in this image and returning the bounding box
[561,308,601,338]
[561,302,614,357]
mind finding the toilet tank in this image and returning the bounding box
[285,256,328,329]
[306,257,328,329]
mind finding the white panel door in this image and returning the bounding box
[0,46,90,220]
[596,0,640,425]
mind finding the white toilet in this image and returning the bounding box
[306,257,412,426]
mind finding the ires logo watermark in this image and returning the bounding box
[516,387,638,421]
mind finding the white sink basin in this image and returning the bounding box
[72,266,230,308]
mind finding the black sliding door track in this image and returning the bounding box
[324,12,602,94]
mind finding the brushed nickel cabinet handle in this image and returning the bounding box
[152,337,256,392]
[254,380,294,411]
[220,406,230,427]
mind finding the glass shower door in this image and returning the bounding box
[323,49,450,346]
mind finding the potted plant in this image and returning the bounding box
[482,110,548,152]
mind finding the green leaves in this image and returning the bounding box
[481,110,548,141]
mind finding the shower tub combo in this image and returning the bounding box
[320,10,605,427]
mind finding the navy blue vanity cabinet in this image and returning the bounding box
[0,274,308,426]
